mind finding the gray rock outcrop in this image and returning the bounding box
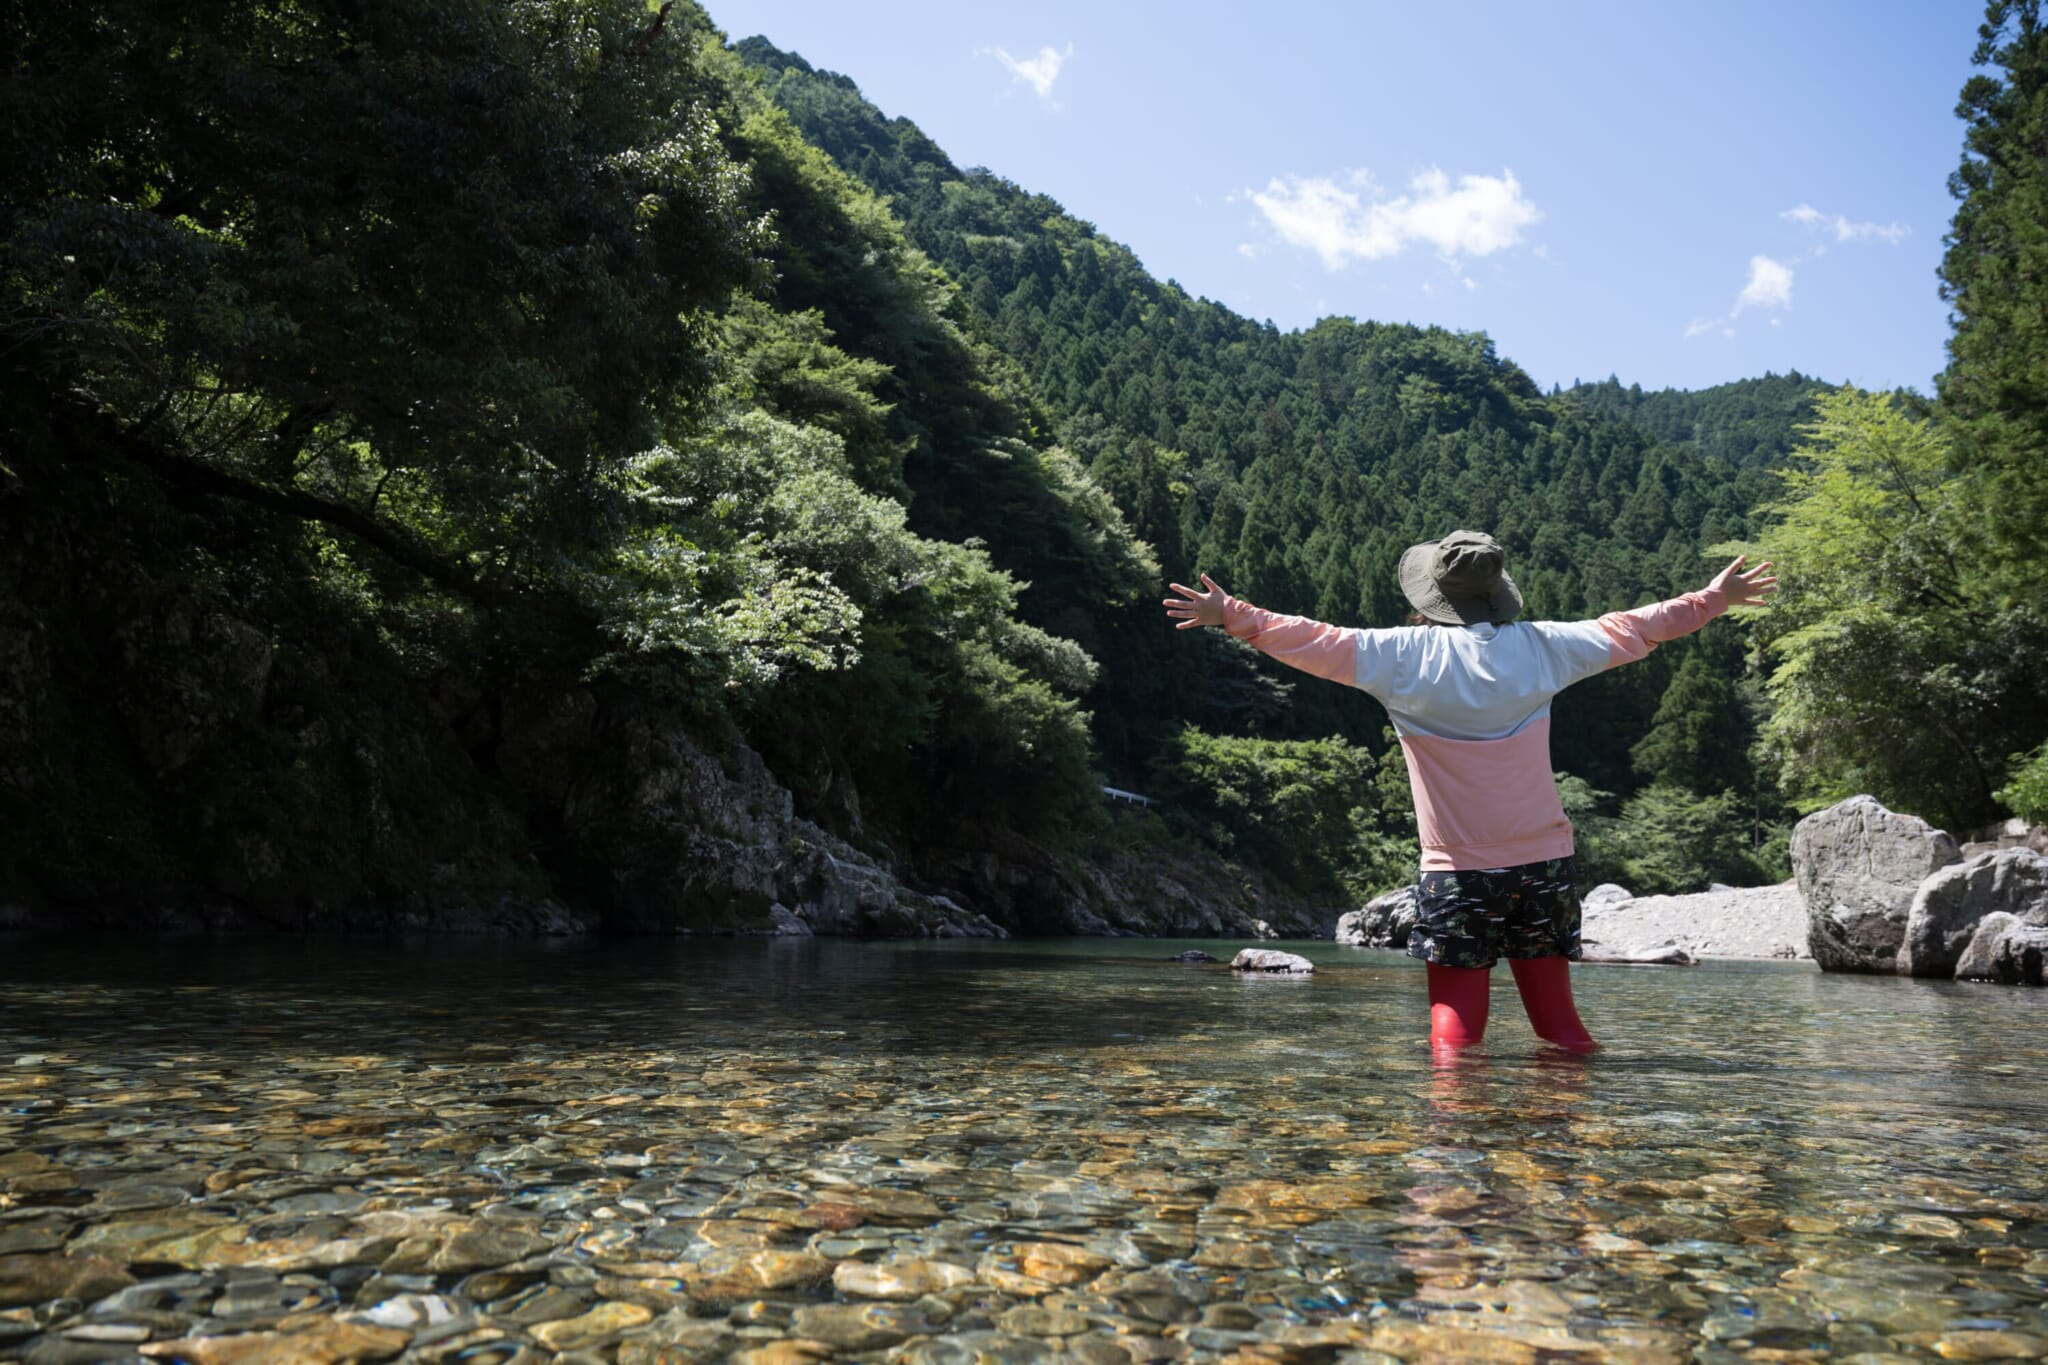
[1582,883,1634,911]
[495,697,1005,939]
[1792,795,1961,973]
[1335,886,1417,948]
[1958,817,2048,861]
[1959,921,2048,985]
[1904,849,2048,982]
[924,836,1331,939]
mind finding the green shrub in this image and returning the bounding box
[1996,742,2048,825]
[1151,728,1414,902]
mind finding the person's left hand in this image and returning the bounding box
[1164,573,1230,630]
[1708,554,1777,608]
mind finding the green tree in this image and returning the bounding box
[1939,1,2048,575]
[1151,729,1413,902]
[1630,651,1752,796]
[1733,388,2048,830]
[1996,741,2048,823]
[3,0,762,601]
[1613,786,1760,894]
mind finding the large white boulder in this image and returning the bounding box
[1792,795,1960,973]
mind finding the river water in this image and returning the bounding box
[2,935,2045,1363]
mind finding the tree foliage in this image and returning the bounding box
[0,0,1155,902]
[1565,373,1832,469]
[1734,388,2048,831]
[3,0,764,594]
[1150,729,1415,901]
[1940,0,2048,575]
[738,38,1784,817]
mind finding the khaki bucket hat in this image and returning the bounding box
[1398,529,1524,625]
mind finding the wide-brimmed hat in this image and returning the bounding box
[1398,530,1523,625]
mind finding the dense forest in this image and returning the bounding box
[737,39,1826,891]
[1562,373,1834,469]
[3,0,2043,932]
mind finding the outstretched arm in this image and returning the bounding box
[1598,555,1776,665]
[1165,574,1360,686]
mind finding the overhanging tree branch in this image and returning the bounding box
[47,381,507,609]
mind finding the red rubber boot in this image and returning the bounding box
[1508,955,1600,1052]
[1426,962,1491,1051]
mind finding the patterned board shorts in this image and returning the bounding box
[1406,856,1584,969]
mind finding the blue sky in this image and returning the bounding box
[707,1,1981,396]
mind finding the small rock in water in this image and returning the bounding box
[832,1258,974,1300]
[1228,949,1313,974]
[789,1303,930,1351]
[1166,951,1219,963]
[1580,939,1695,966]
[530,1301,652,1351]
[62,1323,152,1343]
[0,1255,135,1309]
[357,1292,460,1329]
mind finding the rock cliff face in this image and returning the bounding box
[488,692,1003,939]
[1792,796,1961,973]
[921,831,1331,939]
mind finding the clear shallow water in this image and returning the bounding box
[2,935,2046,1364]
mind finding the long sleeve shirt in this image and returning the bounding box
[1221,589,1730,871]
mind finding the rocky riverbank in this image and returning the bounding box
[1581,882,1810,963]
[1336,880,1811,964]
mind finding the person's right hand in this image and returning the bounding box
[1164,573,1230,630]
[1708,554,1777,608]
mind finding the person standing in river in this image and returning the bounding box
[1164,532,1776,1053]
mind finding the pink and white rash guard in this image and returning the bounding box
[1221,588,1729,872]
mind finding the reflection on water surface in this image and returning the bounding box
[2,935,2045,1363]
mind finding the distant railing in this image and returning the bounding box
[1101,786,1157,807]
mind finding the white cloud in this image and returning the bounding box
[1691,253,1794,336]
[1736,254,1794,312]
[985,43,1072,103]
[1245,167,1541,270]
[1782,203,1908,245]
[1235,242,1261,259]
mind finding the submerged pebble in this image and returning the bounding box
[1,936,2044,1362]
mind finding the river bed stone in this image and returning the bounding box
[4,934,2046,1363]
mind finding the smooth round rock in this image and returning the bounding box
[833,1258,975,1300]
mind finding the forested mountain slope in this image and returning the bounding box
[739,39,1794,885]
[1564,373,1835,468]
[0,0,1296,933]
[0,0,1848,935]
